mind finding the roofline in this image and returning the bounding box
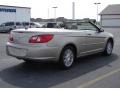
[99,4,120,15]
[0,5,31,9]
[99,14,120,15]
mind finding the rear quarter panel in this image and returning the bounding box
[47,31,87,58]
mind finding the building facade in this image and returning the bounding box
[0,5,31,24]
[100,4,120,27]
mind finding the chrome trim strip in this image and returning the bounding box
[80,48,103,54]
[80,42,105,46]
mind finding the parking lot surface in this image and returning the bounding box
[0,28,120,88]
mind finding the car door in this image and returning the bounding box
[83,23,106,53]
[67,22,87,57]
[0,24,4,31]
[5,22,14,30]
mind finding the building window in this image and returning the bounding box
[0,8,16,13]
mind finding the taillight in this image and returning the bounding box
[29,34,53,43]
[9,34,14,42]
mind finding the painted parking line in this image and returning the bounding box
[78,68,120,88]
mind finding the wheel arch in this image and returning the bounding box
[107,37,114,47]
[60,43,77,58]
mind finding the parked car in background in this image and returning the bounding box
[6,20,114,69]
[30,22,42,28]
[42,22,63,28]
[22,22,29,29]
[0,22,22,33]
[46,22,57,28]
[0,22,42,33]
[22,22,42,28]
[15,22,23,29]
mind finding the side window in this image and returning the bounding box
[47,23,56,28]
[16,22,21,26]
[71,23,78,29]
[65,23,78,29]
[23,22,29,26]
[5,23,9,26]
[77,22,97,31]
[5,22,12,26]
[30,23,35,26]
[5,22,14,26]
[25,22,29,26]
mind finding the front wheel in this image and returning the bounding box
[103,40,113,56]
[59,46,75,69]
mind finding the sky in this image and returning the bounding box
[0,0,120,19]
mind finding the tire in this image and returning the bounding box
[59,46,75,69]
[103,40,113,56]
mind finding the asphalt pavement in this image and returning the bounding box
[0,28,120,88]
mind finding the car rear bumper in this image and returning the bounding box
[6,42,60,62]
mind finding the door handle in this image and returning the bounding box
[87,33,92,35]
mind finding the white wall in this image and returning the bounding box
[102,19,120,27]
[0,6,31,24]
[16,8,31,22]
[101,15,120,27]
[102,15,120,19]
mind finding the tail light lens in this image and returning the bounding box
[29,34,53,43]
[9,34,14,42]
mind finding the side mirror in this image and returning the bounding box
[97,27,104,33]
[100,28,104,32]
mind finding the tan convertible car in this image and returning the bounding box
[6,21,114,69]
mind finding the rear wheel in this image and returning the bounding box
[59,46,75,69]
[103,40,113,56]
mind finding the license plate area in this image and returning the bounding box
[8,46,27,57]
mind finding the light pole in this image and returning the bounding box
[52,6,58,22]
[94,2,101,22]
[72,2,75,20]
